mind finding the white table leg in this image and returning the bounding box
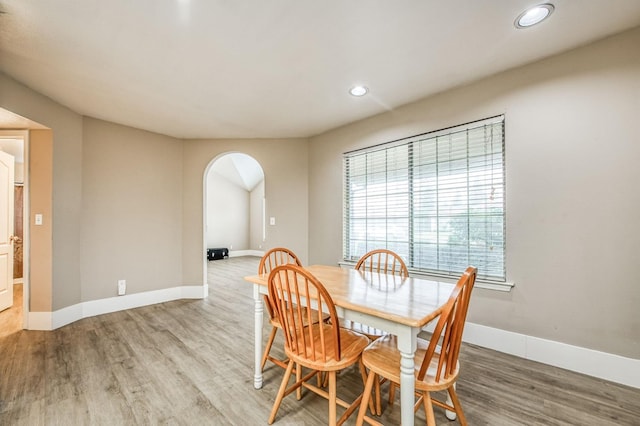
[397,329,417,426]
[253,285,264,389]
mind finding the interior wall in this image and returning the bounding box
[1,72,307,312]
[14,163,24,183]
[205,171,249,250]
[81,117,183,300]
[249,180,265,250]
[29,129,53,311]
[182,138,308,284]
[0,73,82,312]
[308,27,640,359]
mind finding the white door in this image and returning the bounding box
[0,150,15,312]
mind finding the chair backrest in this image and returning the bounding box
[268,264,342,363]
[355,249,409,278]
[416,266,477,383]
[259,248,303,320]
[259,247,302,274]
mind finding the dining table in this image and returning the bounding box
[244,264,456,426]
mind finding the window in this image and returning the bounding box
[343,115,506,282]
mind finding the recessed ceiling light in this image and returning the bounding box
[515,3,554,29]
[349,85,368,97]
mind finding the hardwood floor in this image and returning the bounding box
[1,256,638,425]
[0,283,23,338]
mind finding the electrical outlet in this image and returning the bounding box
[118,280,126,296]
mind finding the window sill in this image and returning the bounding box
[337,261,514,292]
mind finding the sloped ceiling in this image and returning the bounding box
[210,153,264,191]
[1,1,640,138]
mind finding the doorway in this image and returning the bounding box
[203,152,265,281]
[0,131,27,336]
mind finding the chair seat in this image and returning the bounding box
[362,334,460,392]
[286,324,370,372]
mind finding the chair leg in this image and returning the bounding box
[356,370,376,426]
[374,375,381,415]
[447,386,468,426]
[358,360,377,416]
[296,363,303,400]
[261,326,278,371]
[423,391,436,426]
[329,370,337,425]
[268,360,295,424]
[388,382,396,410]
[445,382,456,420]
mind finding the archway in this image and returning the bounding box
[203,152,265,278]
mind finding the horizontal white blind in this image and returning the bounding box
[343,116,505,281]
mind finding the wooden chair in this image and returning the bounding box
[267,264,371,425]
[344,249,409,414]
[258,247,304,371]
[347,249,409,340]
[355,249,409,278]
[356,266,477,426]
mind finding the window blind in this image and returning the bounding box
[343,115,506,282]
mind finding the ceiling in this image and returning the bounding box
[210,153,264,191]
[1,1,639,139]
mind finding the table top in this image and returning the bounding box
[244,264,455,328]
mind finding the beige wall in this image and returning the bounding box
[308,27,640,358]
[81,118,183,300]
[182,139,308,284]
[205,171,250,250]
[1,72,309,312]
[0,73,83,311]
[250,180,265,250]
[29,129,53,311]
[14,163,24,183]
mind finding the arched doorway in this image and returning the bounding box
[203,152,265,274]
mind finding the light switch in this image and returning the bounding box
[269,217,276,226]
[35,214,43,226]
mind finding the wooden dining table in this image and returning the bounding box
[244,264,456,426]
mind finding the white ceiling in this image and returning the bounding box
[210,153,264,191]
[1,1,639,139]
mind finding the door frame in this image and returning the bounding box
[202,152,266,284]
[0,130,29,329]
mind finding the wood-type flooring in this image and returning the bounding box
[0,256,638,425]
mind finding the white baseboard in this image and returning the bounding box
[27,286,639,389]
[28,284,207,331]
[462,322,640,389]
[229,250,263,258]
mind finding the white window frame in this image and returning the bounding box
[343,115,512,290]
